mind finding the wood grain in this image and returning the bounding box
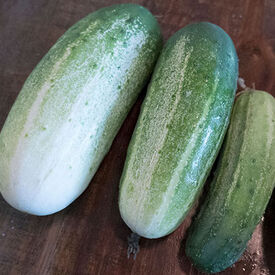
[0,1,274,274]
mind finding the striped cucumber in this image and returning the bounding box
[185,90,275,273]
[0,4,162,215]
[119,22,238,239]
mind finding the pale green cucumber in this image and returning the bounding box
[119,22,238,239]
[186,90,275,273]
[0,4,162,215]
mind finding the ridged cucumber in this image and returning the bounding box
[0,4,162,215]
[119,22,238,238]
[185,90,275,273]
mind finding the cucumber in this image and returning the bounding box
[185,90,275,273]
[0,4,162,215]
[119,22,238,239]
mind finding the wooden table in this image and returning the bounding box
[0,1,274,274]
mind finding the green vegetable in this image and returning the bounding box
[0,4,162,215]
[186,90,275,273]
[119,22,238,239]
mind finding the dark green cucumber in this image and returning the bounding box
[119,22,238,238]
[186,90,275,273]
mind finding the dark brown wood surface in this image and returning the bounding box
[0,0,274,274]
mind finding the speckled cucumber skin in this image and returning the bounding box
[119,22,238,239]
[185,90,275,273]
[0,4,162,215]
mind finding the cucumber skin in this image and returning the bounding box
[185,91,275,273]
[0,4,162,215]
[119,22,238,238]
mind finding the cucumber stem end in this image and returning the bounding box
[127,232,140,260]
